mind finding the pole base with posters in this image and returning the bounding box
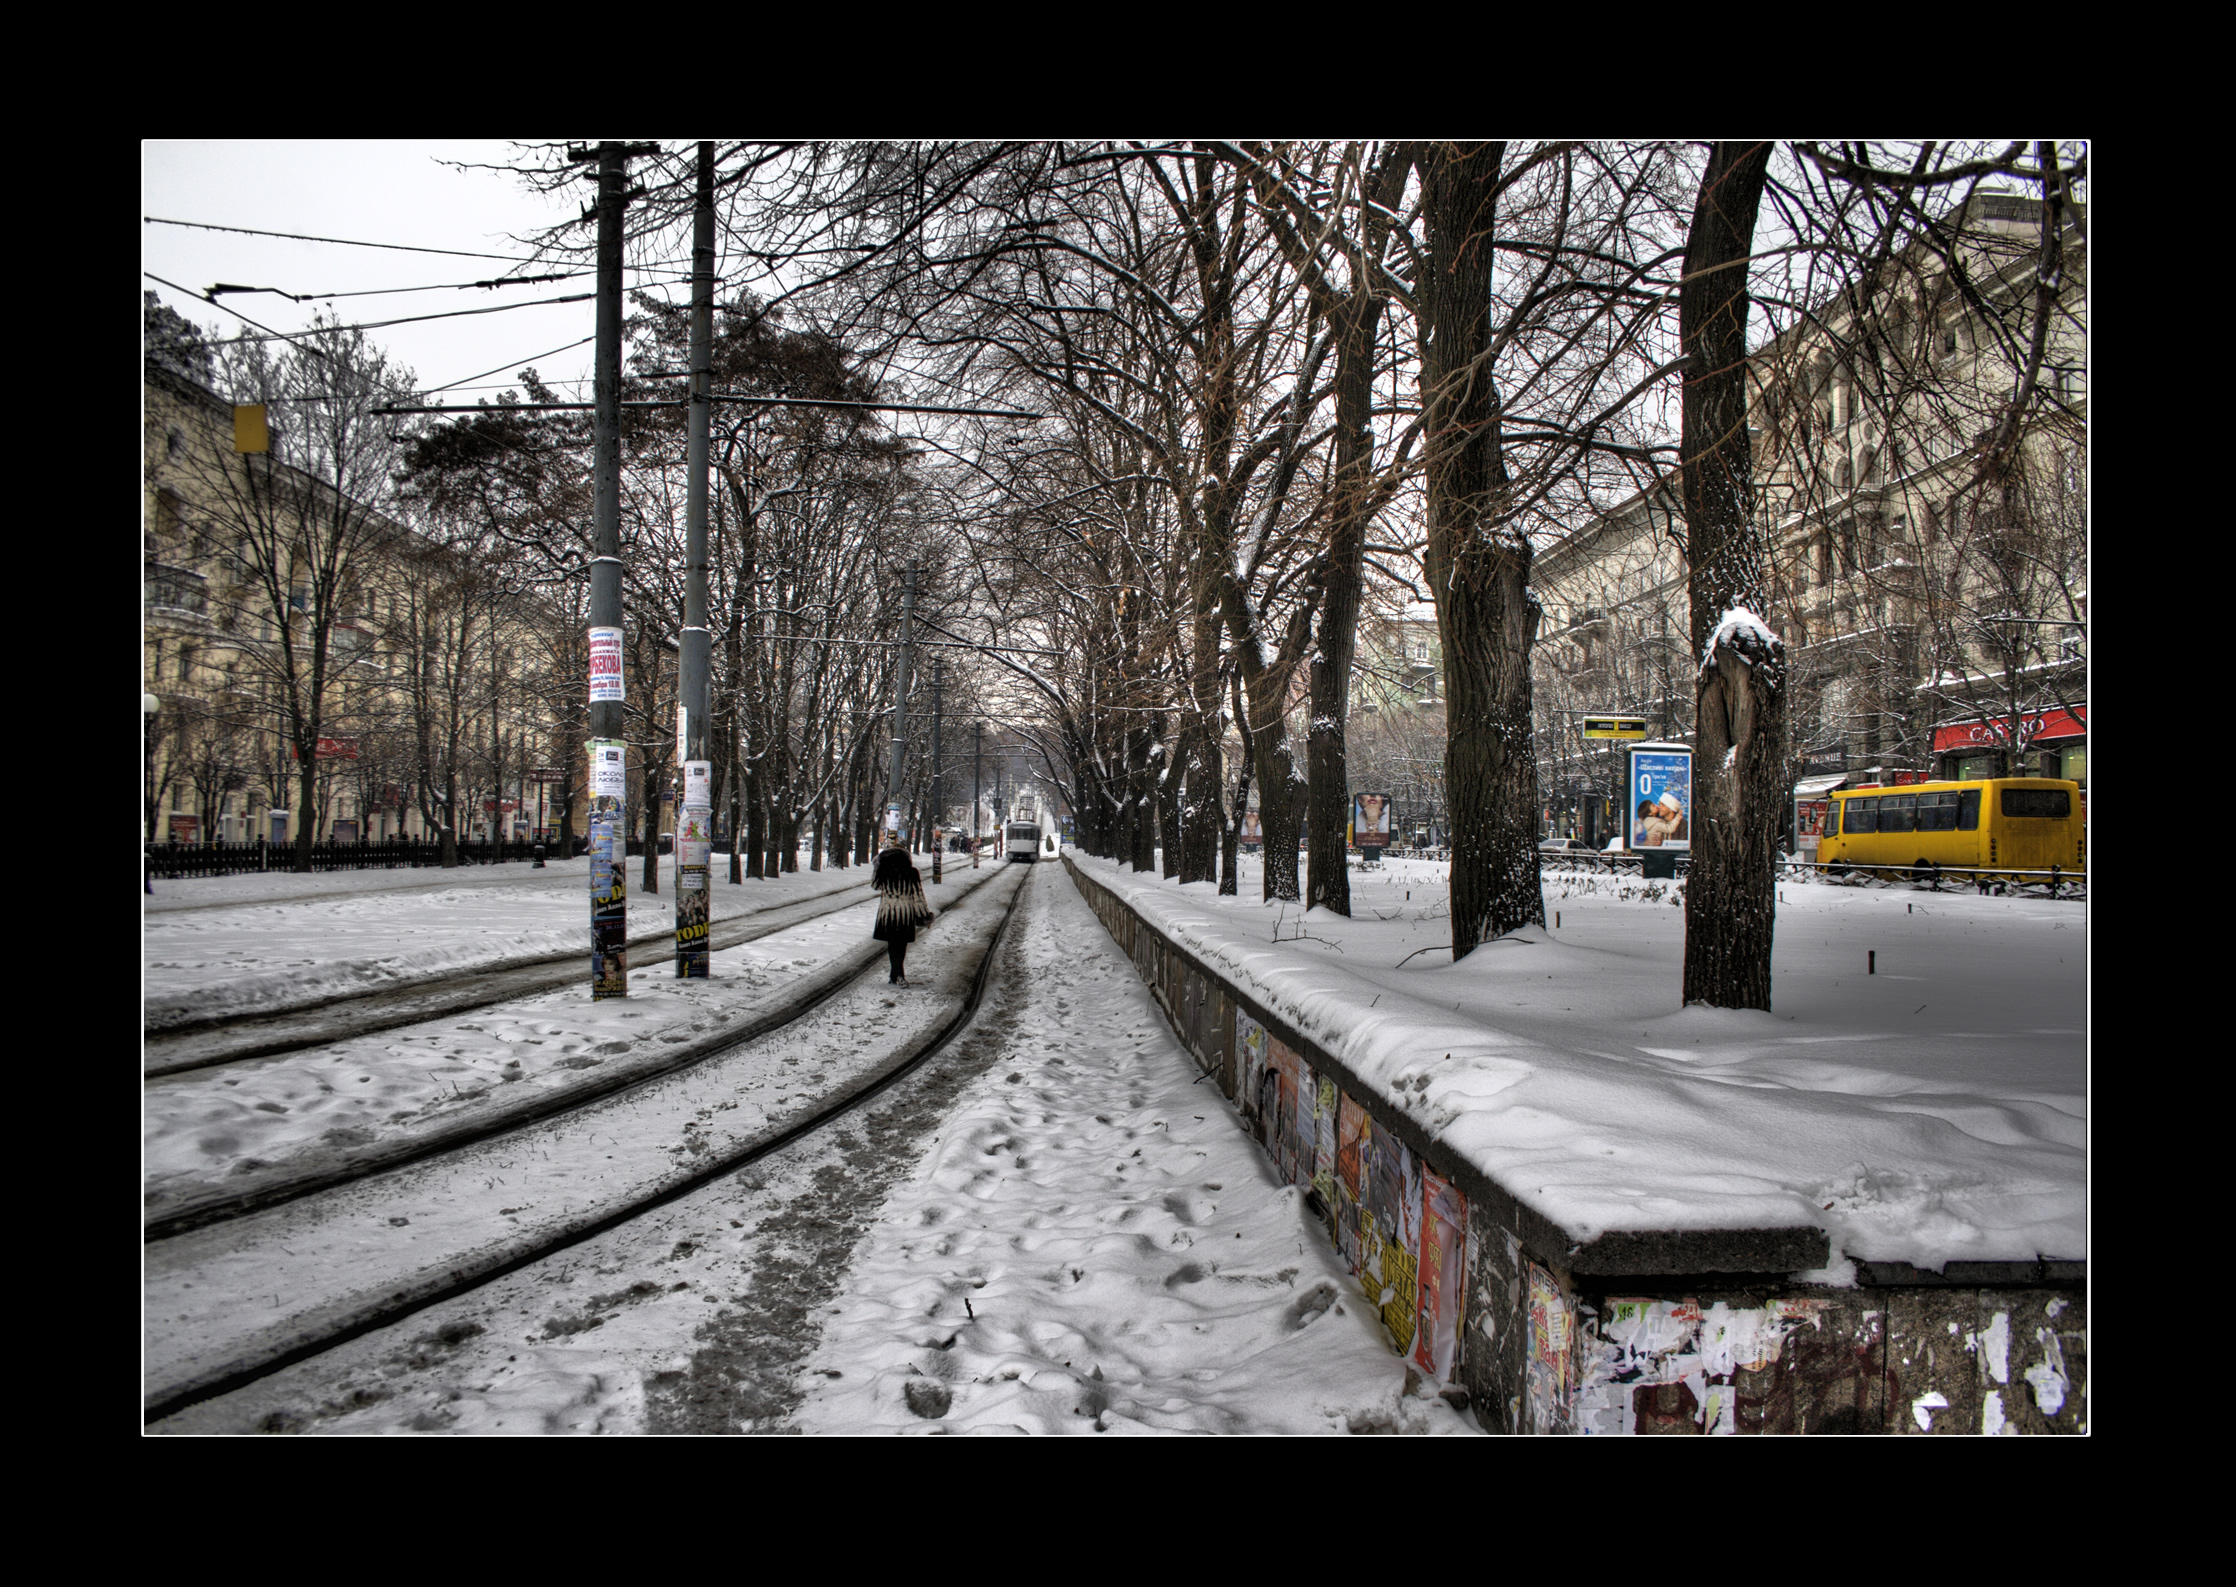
[589,738,629,999]
[675,759,711,978]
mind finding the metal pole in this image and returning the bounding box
[581,142,632,999]
[973,718,982,867]
[675,140,715,977]
[883,566,917,847]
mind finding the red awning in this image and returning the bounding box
[1933,706,2086,755]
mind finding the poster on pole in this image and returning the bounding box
[683,759,712,810]
[1625,745,1693,851]
[590,739,628,800]
[588,626,624,703]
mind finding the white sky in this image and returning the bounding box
[142,141,642,402]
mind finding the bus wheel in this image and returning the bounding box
[1911,858,1934,884]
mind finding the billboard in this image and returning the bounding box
[1625,746,1692,851]
[1351,792,1392,848]
[1240,810,1262,848]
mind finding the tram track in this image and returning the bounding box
[143,862,1032,1426]
[144,876,898,1079]
[143,866,1006,1240]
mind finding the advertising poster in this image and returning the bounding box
[590,739,628,800]
[1284,1053,1319,1192]
[1240,810,1262,850]
[1311,1075,1339,1221]
[1334,1093,1369,1271]
[1264,1037,1302,1167]
[588,626,624,703]
[1412,1166,1468,1380]
[1363,1122,1422,1352]
[1627,747,1692,851]
[1236,1011,1268,1129]
[589,810,628,999]
[1350,792,1393,849]
[1524,1262,1572,1426]
[677,808,711,892]
[683,759,712,809]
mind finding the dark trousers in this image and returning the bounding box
[887,938,907,981]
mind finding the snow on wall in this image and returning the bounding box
[1063,856,2087,1434]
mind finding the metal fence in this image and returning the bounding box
[141,834,643,881]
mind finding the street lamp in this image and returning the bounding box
[144,693,161,892]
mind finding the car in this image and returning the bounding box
[1538,837,1588,853]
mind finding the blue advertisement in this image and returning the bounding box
[1627,749,1692,851]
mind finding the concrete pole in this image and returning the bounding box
[676,140,716,977]
[584,142,632,999]
[930,658,943,882]
[883,566,917,847]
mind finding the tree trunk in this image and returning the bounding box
[1680,141,1783,1010]
[1416,141,1545,956]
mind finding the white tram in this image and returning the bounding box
[1004,821,1043,862]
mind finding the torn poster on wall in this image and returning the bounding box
[1413,1165,1467,1380]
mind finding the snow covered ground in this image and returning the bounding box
[143,852,861,1026]
[1072,853,2086,1276]
[152,863,1469,1435]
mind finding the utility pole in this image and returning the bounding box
[929,658,943,882]
[572,140,656,999]
[972,718,982,868]
[675,140,715,977]
[883,566,917,849]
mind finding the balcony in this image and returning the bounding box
[145,562,208,616]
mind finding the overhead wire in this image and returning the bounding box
[145,215,547,265]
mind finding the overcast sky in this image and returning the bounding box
[142,142,648,402]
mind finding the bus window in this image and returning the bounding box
[1880,794,1916,833]
[1824,801,1840,837]
[2001,788,2071,818]
[1958,790,1980,831]
[1918,791,1961,832]
[1848,797,1878,833]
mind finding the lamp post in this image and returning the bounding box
[144,693,160,893]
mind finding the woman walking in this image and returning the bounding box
[872,839,935,986]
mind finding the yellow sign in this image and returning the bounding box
[1582,716,1648,739]
[233,404,270,454]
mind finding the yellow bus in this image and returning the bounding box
[1816,778,2084,882]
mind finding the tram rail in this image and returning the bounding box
[145,878,888,1079]
[142,863,1030,1426]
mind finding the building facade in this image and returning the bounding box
[143,357,569,850]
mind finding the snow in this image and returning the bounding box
[1069,852,2084,1273]
[143,854,864,1027]
[150,865,1470,1435]
[1701,605,1780,671]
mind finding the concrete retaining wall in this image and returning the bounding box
[1065,857,2085,1435]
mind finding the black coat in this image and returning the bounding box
[871,851,932,943]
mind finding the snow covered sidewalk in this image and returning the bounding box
[791,865,1473,1434]
[1068,854,2085,1276]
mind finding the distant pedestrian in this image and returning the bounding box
[872,840,935,986]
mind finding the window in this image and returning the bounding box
[2001,788,2071,819]
[1879,793,1917,833]
[1823,803,1840,837]
[1958,790,1981,831]
[1847,796,1879,833]
[1917,791,1961,832]
[166,427,185,462]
